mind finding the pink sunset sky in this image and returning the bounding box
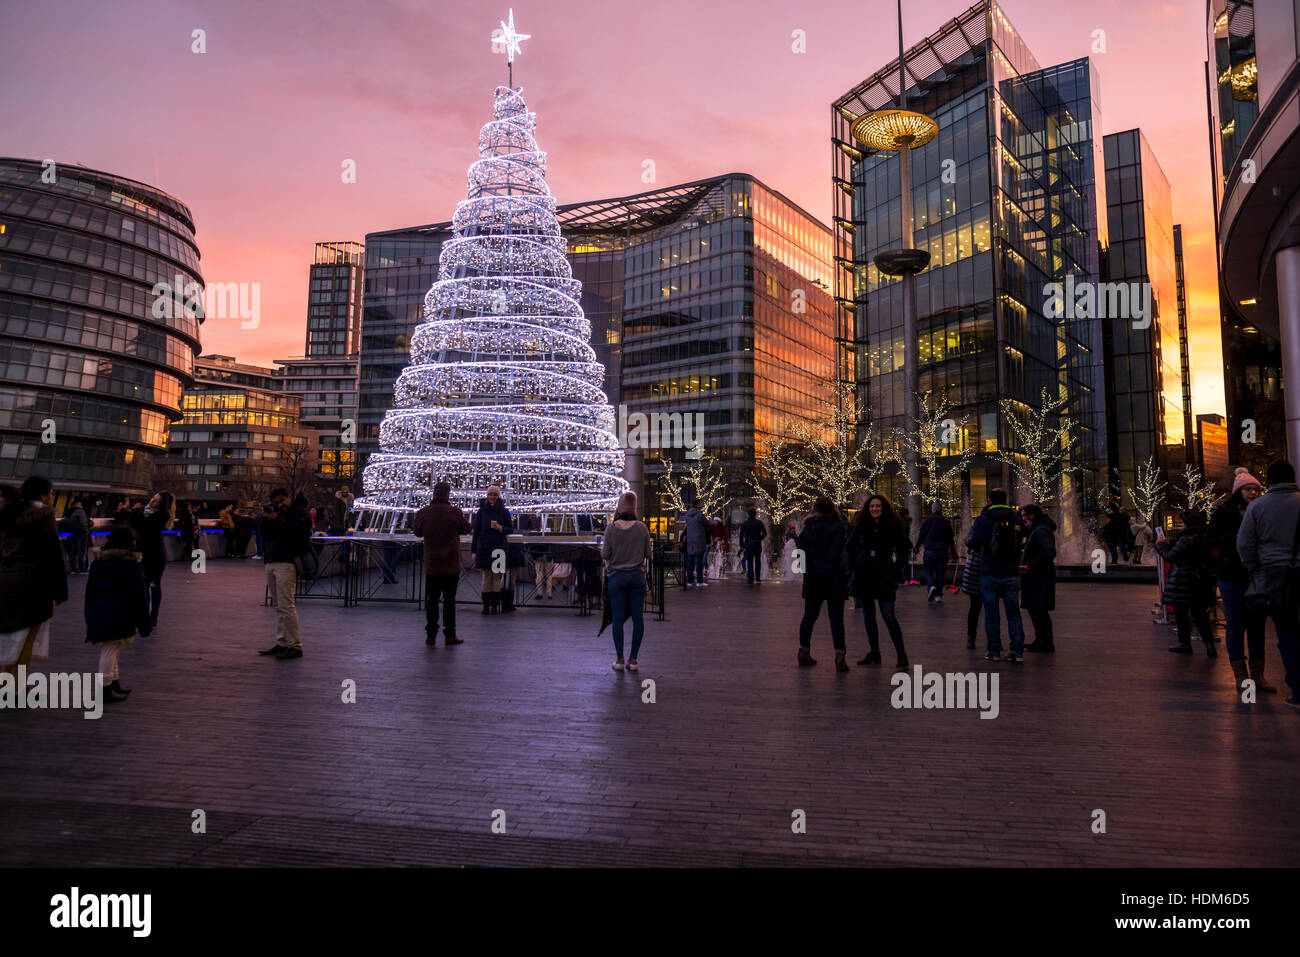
[1,0,1226,415]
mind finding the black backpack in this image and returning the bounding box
[990,514,1019,565]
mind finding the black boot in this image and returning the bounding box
[105,683,129,703]
[857,650,881,666]
[481,593,493,615]
[501,587,515,613]
[110,679,131,696]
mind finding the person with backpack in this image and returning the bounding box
[1019,503,1057,653]
[739,508,767,584]
[796,498,851,671]
[966,488,1027,662]
[1157,510,1217,658]
[913,501,956,603]
[682,500,710,588]
[846,494,911,671]
[1237,459,1300,706]
[85,525,152,703]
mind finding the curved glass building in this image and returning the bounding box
[0,157,202,498]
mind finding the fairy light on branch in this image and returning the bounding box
[997,387,1078,505]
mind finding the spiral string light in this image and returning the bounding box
[356,85,628,530]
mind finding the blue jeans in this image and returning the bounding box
[923,550,947,592]
[980,574,1024,655]
[608,569,646,659]
[1219,579,1266,662]
[744,546,762,582]
[685,552,705,584]
[863,599,905,657]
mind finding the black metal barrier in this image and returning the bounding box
[265,535,667,621]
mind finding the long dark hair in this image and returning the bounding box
[810,496,840,521]
[854,494,900,532]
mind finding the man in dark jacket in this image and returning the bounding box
[1103,505,1130,565]
[1237,459,1300,706]
[739,508,768,584]
[257,488,311,660]
[471,485,513,614]
[913,502,957,603]
[413,482,471,646]
[0,476,68,676]
[682,501,710,588]
[966,488,1027,661]
[65,499,90,574]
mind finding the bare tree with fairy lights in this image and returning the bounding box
[896,390,973,515]
[355,70,627,532]
[659,452,728,520]
[1177,463,1217,520]
[996,387,1078,506]
[791,382,897,513]
[1125,456,1167,527]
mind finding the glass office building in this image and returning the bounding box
[1101,129,1183,491]
[306,241,364,357]
[1206,0,1290,467]
[0,157,202,499]
[831,0,1108,518]
[359,174,835,515]
[153,355,317,506]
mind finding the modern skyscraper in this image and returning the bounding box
[153,355,317,505]
[832,0,1108,521]
[1174,224,1195,457]
[306,241,363,357]
[358,173,835,519]
[0,157,202,502]
[1100,128,1183,492]
[1207,0,1297,468]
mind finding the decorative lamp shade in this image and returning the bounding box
[850,110,940,151]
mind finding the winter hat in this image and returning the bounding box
[1232,466,1263,494]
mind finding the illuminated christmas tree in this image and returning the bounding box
[356,20,627,531]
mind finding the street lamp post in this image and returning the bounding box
[848,0,938,532]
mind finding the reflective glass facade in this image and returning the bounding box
[359,174,835,497]
[307,241,363,357]
[1102,129,1183,491]
[0,158,202,494]
[832,1,1108,518]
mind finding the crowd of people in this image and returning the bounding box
[7,460,1300,710]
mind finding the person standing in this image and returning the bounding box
[1103,506,1129,565]
[739,508,767,584]
[335,485,355,533]
[682,500,710,588]
[966,488,1027,662]
[128,491,174,630]
[846,494,910,671]
[413,482,471,647]
[796,497,851,671]
[959,522,985,650]
[470,485,513,615]
[177,502,199,562]
[1130,513,1154,564]
[218,504,236,557]
[602,491,654,672]
[85,525,152,703]
[1019,503,1057,653]
[913,501,956,603]
[0,476,67,678]
[1209,467,1271,691]
[257,488,312,660]
[1157,510,1217,657]
[65,499,90,574]
[1237,459,1300,706]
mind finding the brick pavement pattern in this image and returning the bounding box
[2,563,1298,866]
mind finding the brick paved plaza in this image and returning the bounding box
[2,562,1298,867]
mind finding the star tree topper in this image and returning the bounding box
[492,9,530,63]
